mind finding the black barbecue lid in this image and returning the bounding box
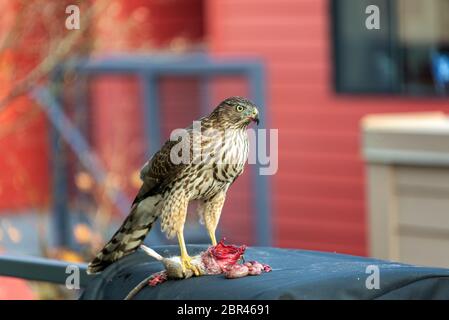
[80,245,449,300]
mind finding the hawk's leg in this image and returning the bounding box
[202,191,226,247]
[161,191,200,276]
[177,229,201,276]
[208,229,217,246]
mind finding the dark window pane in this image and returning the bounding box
[332,0,449,96]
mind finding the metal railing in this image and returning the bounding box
[0,254,90,288]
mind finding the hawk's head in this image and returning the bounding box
[210,97,259,128]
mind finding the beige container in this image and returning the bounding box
[362,112,449,268]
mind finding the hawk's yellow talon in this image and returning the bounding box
[180,254,201,276]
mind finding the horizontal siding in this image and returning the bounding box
[207,0,449,255]
[280,153,364,178]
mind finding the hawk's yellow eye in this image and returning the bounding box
[236,105,244,112]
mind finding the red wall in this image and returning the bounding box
[206,0,449,255]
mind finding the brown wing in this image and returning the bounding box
[132,137,188,205]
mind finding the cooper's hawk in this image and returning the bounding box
[87,97,259,276]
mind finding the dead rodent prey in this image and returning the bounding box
[124,239,272,300]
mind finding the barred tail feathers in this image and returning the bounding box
[87,196,161,274]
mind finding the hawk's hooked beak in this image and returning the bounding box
[251,109,259,125]
[254,116,259,125]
